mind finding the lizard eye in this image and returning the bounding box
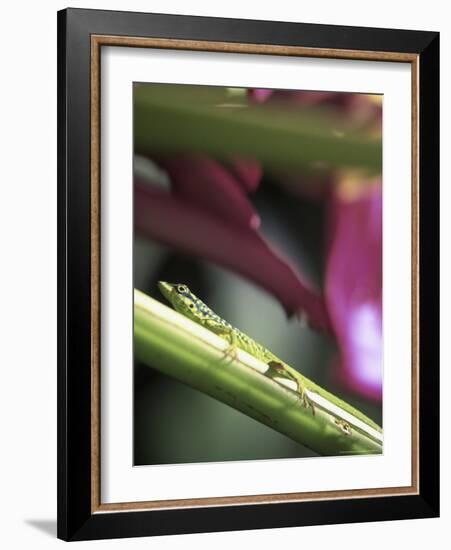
[177,284,188,293]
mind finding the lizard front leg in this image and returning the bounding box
[204,320,238,362]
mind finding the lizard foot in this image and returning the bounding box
[299,385,315,416]
[222,343,238,364]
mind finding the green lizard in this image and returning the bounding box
[158,281,382,434]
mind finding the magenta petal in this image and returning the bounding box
[157,155,261,229]
[226,158,262,193]
[248,89,274,103]
[325,185,382,400]
[135,181,331,332]
[273,91,337,106]
[248,89,382,130]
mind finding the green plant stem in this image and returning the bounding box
[134,289,382,456]
[134,85,381,174]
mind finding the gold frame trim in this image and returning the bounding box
[90,35,420,514]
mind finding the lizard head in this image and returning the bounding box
[158,281,205,322]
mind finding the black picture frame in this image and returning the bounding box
[57,7,439,541]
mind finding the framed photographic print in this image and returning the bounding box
[57,8,439,541]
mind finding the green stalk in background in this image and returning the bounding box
[134,85,381,174]
[134,289,382,456]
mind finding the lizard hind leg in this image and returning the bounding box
[298,385,316,416]
[298,384,315,416]
[267,361,315,416]
[297,381,315,416]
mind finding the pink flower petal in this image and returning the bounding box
[135,180,331,332]
[157,155,261,229]
[249,89,382,131]
[225,158,262,193]
[325,183,382,400]
[248,89,274,103]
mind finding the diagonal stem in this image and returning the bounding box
[134,289,382,456]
